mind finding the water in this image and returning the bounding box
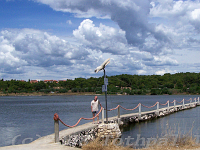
[0,95,199,147]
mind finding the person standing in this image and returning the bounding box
[91,96,102,123]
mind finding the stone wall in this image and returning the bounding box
[60,128,98,148]
[60,123,122,148]
[97,123,122,138]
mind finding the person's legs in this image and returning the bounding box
[92,112,95,122]
[97,114,99,123]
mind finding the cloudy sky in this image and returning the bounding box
[1,0,200,81]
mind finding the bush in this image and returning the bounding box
[57,88,68,93]
[151,89,161,95]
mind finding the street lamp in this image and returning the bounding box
[94,58,110,124]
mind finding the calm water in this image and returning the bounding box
[0,95,199,147]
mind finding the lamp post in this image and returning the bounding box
[94,58,110,124]
[103,69,108,124]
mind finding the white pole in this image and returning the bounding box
[195,98,196,104]
[117,106,120,125]
[174,100,176,111]
[156,102,159,116]
[102,108,104,124]
[167,100,169,113]
[183,99,185,109]
[139,103,141,119]
[198,97,200,104]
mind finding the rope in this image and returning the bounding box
[119,103,140,111]
[107,104,140,111]
[107,105,120,111]
[56,107,103,128]
[141,102,158,108]
[54,113,59,121]
[160,101,169,106]
[176,99,184,103]
[185,98,191,102]
[169,100,175,103]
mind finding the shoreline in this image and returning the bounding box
[0,92,97,97]
[0,92,198,97]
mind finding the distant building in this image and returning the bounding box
[53,80,58,83]
[30,80,38,83]
[44,80,53,83]
[58,80,66,82]
[43,80,58,83]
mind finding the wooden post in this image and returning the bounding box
[54,120,59,143]
[156,102,159,116]
[190,98,192,106]
[183,99,185,109]
[138,103,141,119]
[102,107,104,124]
[167,100,169,113]
[198,97,200,104]
[117,106,120,125]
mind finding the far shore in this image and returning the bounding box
[0,92,98,96]
[0,92,198,96]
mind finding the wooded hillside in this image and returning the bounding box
[1,72,200,95]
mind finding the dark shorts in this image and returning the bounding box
[92,111,98,114]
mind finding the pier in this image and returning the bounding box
[55,97,200,147]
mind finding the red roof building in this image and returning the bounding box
[30,80,38,84]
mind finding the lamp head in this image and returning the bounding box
[94,58,110,73]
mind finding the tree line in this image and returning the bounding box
[0,72,200,95]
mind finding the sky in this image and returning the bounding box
[0,0,200,81]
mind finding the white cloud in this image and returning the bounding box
[0,28,90,75]
[66,20,72,25]
[191,9,200,20]
[137,70,147,75]
[35,0,159,48]
[2,0,200,80]
[155,69,177,75]
[0,18,185,80]
[150,0,200,31]
[73,19,128,55]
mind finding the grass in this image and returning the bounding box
[82,135,200,150]
[82,126,200,150]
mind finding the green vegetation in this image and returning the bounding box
[1,72,200,95]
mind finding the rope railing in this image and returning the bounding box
[160,100,169,106]
[55,98,197,128]
[119,103,140,111]
[107,105,120,111]
[169,100,175,103]
[54,97,200,143]
[176,99,184,103]
[141,102,158,108]
[54,107,103,128]
[185,98,192,102]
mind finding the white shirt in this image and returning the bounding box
[91,99,100,111]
